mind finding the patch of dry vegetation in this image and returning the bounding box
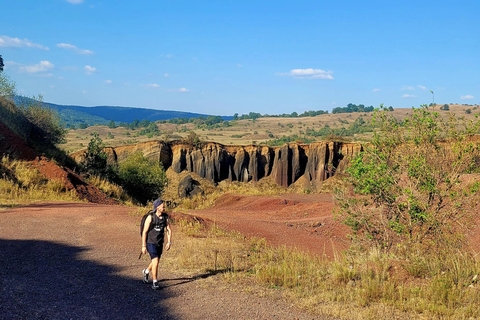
[0,156,80,207]
[164,217,480,320]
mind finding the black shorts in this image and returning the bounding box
[146,242,164,259]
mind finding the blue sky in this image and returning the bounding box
[1,0,479,116]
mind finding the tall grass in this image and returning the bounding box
[165,218,480,319]
[0,156,79,207]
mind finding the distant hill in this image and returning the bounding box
[14,96,232,127]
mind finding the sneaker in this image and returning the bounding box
[152,281,160,290]
[142,269,149,284]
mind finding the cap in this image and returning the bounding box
[153,199,164,212]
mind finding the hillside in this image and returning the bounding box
[14,96,230,127]
[61,103,480,153]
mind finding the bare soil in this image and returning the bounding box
[0,202,336,320]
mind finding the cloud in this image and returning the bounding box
[372,88,381,92]
[401,86,415,91]
[104,80,112,84]
[167,87,190,92]
[165,54,174,58]
[164,73,170,77]
[57,43,94,55]
[65,0,84,4]
[84,65,97,75]
[402,94,416,98]
[417,85,427,90]
[0,35,49,50]
[144,83,161,88]
[280,68,334,80]
[19,60,55,74]
[461,95,475,100]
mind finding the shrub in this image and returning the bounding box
[335,105,480,252]
[117,151,167,205]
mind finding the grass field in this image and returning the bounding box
[60,104,480,153]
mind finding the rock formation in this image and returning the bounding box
[71,140,362,188]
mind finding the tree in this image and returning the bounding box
[82,133,109,177]
[0,71,16,100]
[335,105,480,252]
[440,104,450,111]
[108,120,117,128]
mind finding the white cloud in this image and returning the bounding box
[165,54,174,58]
[167,87,190,92]
[461,95,475,100]
[82,90,87,94]
[57,43,94,55]
[417,85,427,90]
[84,65,97,75]
[0,35,49,50]
[281,68,334,80]
[372,88,381,92]
[164,73,170,77]
[401,86,415,91]
[65,0,84,4]
[145,83,161,88]
[19,60,55,74]
[402,94,416,98]
[104,80,112,84]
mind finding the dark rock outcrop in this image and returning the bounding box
[71,140,362,188]
[178,175,203,198]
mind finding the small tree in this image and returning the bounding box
[335,105,480,252]
[82,133,109,177]
[0,71,16,100]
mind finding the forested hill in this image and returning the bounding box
[14,96,228,127]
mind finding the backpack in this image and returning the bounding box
[140,211,154,236]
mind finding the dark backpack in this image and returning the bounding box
[140,211,154,236]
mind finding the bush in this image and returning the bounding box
[335,105,480,252]
[17,95,66,144]
[117,151,167,205]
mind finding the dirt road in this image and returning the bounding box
[0,202,336,320]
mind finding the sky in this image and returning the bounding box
[1,0,479,116]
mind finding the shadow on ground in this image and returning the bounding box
[0,239,177,319]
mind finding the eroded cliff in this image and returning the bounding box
[72,140,362,188]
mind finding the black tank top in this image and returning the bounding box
[147,213,168,245]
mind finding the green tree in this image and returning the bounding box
[0,72,16,100]
[82,133,109,176]
[117,151,167,204]
[108,120,117,128]
[335,105,480,252]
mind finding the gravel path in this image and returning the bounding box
[0,202,336,320]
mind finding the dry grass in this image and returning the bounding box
[162,214,480,320]
[60,105,480,154]
[0,156,80,207]
[161,167,289,211]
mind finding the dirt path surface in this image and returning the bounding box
[0,202,337,320]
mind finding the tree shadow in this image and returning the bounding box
[0,239,182,319]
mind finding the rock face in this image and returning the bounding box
[71,140,362,188]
